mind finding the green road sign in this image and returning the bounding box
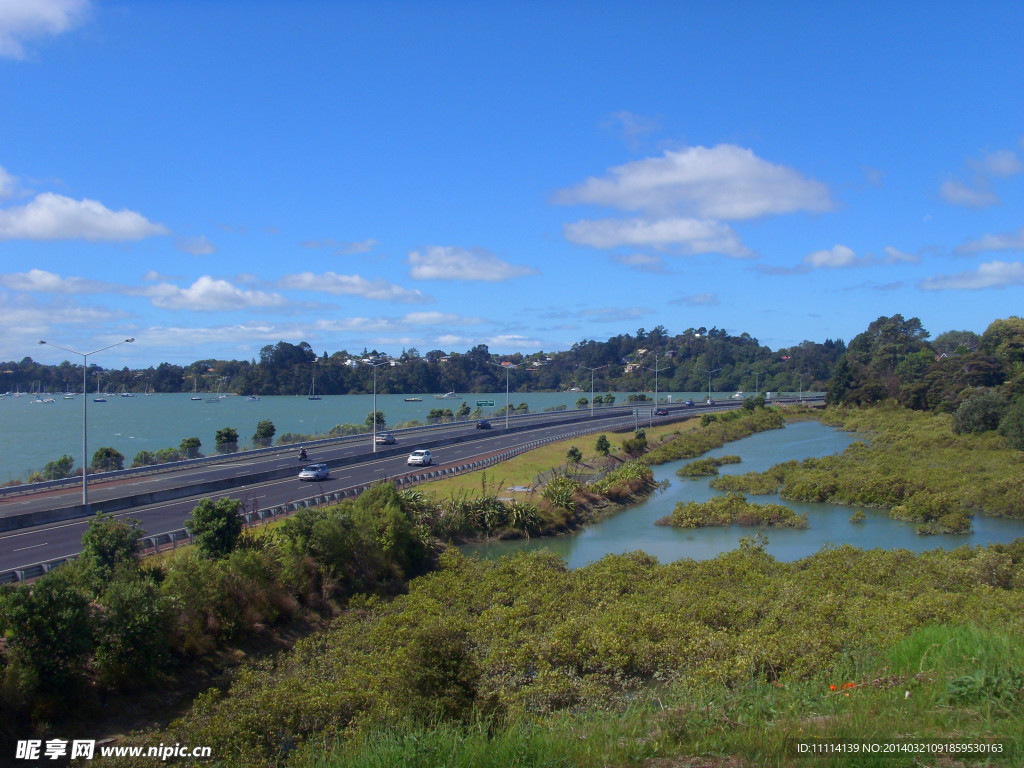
[476,400,495,407]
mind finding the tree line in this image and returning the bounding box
[4,325,846,398]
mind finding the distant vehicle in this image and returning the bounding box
[684,400,695,407]
[298,463,329,481]
[476,419,492,429]
[731,391,744,399]
[375,432,396,444]
[407,449,432,466]
[655,409,668,416]
[706,398,716,406]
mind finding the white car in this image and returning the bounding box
[298,463,330,481]
[407,449,432,466]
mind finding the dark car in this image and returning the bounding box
[476,419,492,429]
[655,409,668,416]
[684,400,695,407]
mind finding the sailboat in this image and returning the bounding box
[205,379,222,403]
[94,378,107,403]
[191,375,202,401]
[308,369,321,400]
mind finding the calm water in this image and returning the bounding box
[462,420,1024,565]
[0,389,735,482]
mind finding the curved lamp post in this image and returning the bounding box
[38,337,135,509]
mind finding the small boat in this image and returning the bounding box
[404,397,422,402]
[191,375,202,401]
[308,369,321,400]
[434,391,459,399]
[94,379,106,403]
[731,391,744,399]
[247,394,260,401]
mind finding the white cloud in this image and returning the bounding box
[145,276,287,311]
[0,164,19,198]
[402,311,479,326]
[670,293,720,306]
[300,237,379,254]
[485,334,543,349]
[862,166,884,186]
[803,245,860,269]
[555,144,833,220]
[0,0,89,59]
[955,227,1024,255]
[883,246,920,264]
[0,192,168,241]
[0,268,112,294]
[973,149,1023,178]
[919,261,1024,291]
[176,235,216,255]
[565,216,752,258]
[939,179,999,208]
[278,271,429,303]
[407,246,538,281]
[581,306,651,323]
[611,252,666,272]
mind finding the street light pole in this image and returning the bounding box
[699,367,721,404]
[38,337,135,509]
[364,359,387,452]
[580,365,608,417]
[488,361,515,429]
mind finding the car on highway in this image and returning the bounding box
[407,449,432,466]
[298,463,330,481]
[655,409,668,416]
[475,419,492,429]
[684,400,695,407]
[374,432,396,444]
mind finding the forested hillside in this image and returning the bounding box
[2,325,845,397]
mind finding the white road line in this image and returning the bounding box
[13,542,47,552]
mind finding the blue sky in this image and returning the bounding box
[2,1,1023,368]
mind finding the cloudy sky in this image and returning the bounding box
[3,0,1023,367]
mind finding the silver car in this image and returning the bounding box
[298,463,330,481]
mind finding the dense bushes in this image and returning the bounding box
[713,405,1024,531]
[115,543,1024,766]
[676,454,741,477]
[0,483,436,727]
[659,492,808,528]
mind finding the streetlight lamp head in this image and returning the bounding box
[125,338,135,343]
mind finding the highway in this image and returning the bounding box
[0,398,820,579]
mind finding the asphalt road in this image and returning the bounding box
[0,405,655,573]
[0,398,818,575]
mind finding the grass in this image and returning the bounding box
[289,637,1024,767]
[418,418,700,501]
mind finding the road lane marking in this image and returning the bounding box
[13,542,47,552]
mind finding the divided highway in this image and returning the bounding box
[0,398,819,578]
